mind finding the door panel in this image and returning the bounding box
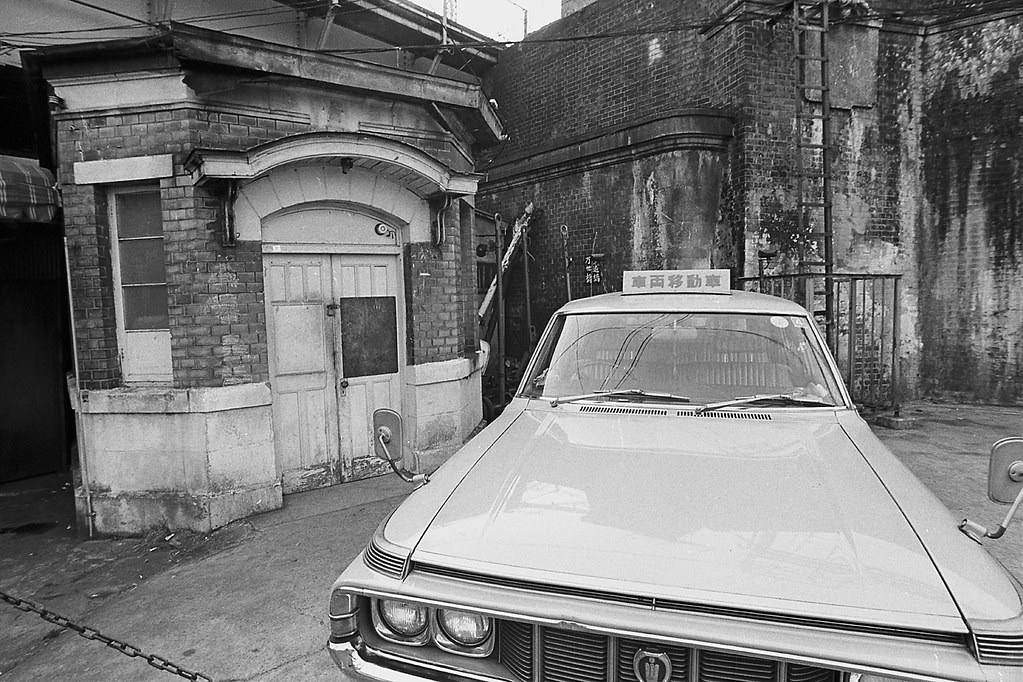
[334,255,404,482]
[265,256,339,492]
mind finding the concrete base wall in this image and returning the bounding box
[68,360,481,534]
[406,355,484,474]
[70,380,281,535]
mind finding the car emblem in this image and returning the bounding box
[633,649,672,682]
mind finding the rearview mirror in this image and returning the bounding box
[989,437,1023,504]
[373,409,403,464]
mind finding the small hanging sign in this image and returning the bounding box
[622,269,731,295]
[584,254,603,285]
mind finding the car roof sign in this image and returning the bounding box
[622,269,732,295]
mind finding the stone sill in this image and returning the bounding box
[68,379,272,414]
[409,357,478,387]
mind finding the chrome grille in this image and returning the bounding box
[497,623,840,682]
[974,632,1023,665]
[617,639,689,681]
[541,628,608,682]
[499,620,533,682]
[699,651,776,681]
[363,539,408,580]
[787,665,839,682]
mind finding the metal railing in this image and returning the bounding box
[738,273,902,412]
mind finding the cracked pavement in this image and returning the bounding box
[0,475,411,681]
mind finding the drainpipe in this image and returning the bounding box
[494,213,506,408]
[63,237,95,538]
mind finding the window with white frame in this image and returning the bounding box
[108,185,172,383]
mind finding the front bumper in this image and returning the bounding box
[329,640,432,682]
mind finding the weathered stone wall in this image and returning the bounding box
[481,0,741,363]
[918,17,1023,403]
[484,0,1022,403]
[481,142,731,362]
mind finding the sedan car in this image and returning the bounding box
[328,272,1023,682]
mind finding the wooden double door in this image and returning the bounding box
[265,252,403,493]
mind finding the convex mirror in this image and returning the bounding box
[989,437,1023,504]
[373,409,403,464]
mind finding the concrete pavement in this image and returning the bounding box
[1,475,412,681]
[1,401,1021,681]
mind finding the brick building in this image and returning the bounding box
[12,1,501,534]
[480,0,1022,405]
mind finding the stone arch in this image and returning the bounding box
[234,165,429,242]
[185,132,479,243]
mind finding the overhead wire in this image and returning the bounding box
[64,0,158,29]
[2,0,1021,52]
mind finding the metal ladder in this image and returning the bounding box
[792,0,836,351]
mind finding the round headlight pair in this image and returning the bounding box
[376,600,492,648]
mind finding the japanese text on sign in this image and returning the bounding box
[622,269,731,295]
[584,255,603,285]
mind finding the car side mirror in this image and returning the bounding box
[373,408,403,463]
[960,436,1023,542]
[372,408,428,485]
[989,437,1023,504]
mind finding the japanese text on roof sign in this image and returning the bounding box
[622,269,731,295]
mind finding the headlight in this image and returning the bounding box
[437,609,493,646]
[378,599,429,637]
[848,675,905,682]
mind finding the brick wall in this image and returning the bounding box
[61,183,120,388]
[57,105,284,390]
[405,200,476,364]
[60,86,478,390]
[481,0,753,363]
[485,0,1023,402]
[560,0,595,17]
[485,0,730,163]
[918,16,1023,403]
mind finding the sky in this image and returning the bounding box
[409,0,562,41]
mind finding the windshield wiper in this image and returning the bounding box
[696,393,836,414]
[550,388,691,407]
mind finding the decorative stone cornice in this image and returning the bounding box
[186,131,481,198]
[480,111,734,193]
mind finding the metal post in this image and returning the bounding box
[847,278,857,401]
[891,276,901,417]
[560,224,572,301]
[871,278,878,406]
[494,214,506,408]
[522,221,533,347]
[63,237,95,538]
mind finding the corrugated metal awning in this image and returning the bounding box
[0,155,60,223]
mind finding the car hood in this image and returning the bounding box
[407,407,968,631]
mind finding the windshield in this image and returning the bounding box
[520,311,843,406]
